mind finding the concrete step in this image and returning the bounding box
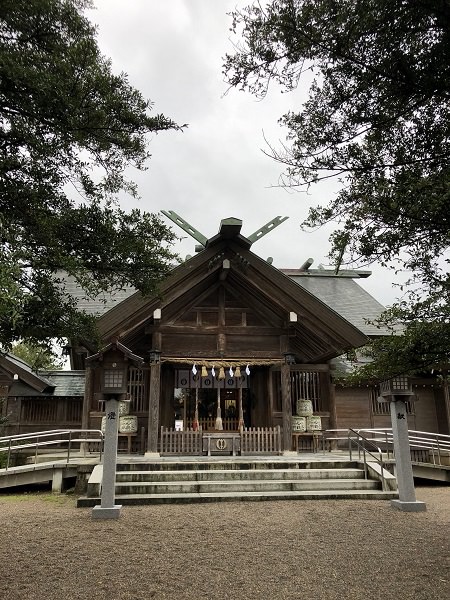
[115,467,366,483]
[78,488,398,507]
[117,460,359,472]
[81,458,398,506]
[114,478,380,495]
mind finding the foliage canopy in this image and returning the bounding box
[1,0,181,351]
[224,0,450,378]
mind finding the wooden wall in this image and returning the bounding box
[335,384,445,434]
[335,387,372,430]
[413,386,439,432]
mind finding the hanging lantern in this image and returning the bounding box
[218,366,225,380]
[192,364,197,375]
[201,365,208,377]
[235,365,241,378]
[229,366,234,377]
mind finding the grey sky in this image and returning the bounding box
[87,0,405,306]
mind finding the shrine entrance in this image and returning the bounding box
[173,379,251,431]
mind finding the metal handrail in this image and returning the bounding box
[0,429,104,472]
[322,429,387,490]
[354,428,450,466]
[348,428,387,491]
[324,428,450,465]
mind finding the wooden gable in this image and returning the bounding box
[96,222,367,364]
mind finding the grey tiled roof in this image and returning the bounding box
[1,352,54,388]
[55,271,135,316]
[56,268,387,336]
[10,371,85,397]
[286,274,386,336]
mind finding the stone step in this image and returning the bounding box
[78,488,398,507]
[115,468,366,483]
[114,478,380,495]
[117,460,358,472]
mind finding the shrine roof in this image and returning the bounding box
[9,370,85,397]
[281,270,386,336]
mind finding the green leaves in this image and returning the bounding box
[225,0,450,378]
[0,1,181,349]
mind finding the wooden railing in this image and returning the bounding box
[160,426,282,456]
[160,427,202,455]
[241,426,282,455]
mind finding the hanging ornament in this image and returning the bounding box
[201,365,208,377]
[218,366,225,380]
[245,364,250,376]
[192,364,197,375]
[235,366,241,378]
[229,366,234,377]
[211,365,215,377]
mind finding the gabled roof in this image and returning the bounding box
[93,219,368,363]
[9,371,85,397]
[85,339,143,366]
[282,270,386,337]
[0,353,54,392]
[54,270,134,316]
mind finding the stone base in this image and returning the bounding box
[391,499,427,512]
[91,505,123,520]
[144,452,160,459]
[282,451,298,457]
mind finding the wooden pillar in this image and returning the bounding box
[147,362,161,453]
[238,385,244,431]
[281,363,292,451]
[82,365,94,430]
[442,370,450,434]
[328,380,338,431]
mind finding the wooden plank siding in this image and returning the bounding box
[413,386,439,432]
[335,387,372,430]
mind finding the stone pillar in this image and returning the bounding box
[281,364,292,452]
[92,397,121,519]
[390,398,426,512]
[146,362,161,454]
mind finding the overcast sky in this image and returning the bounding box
[87,0,404,306]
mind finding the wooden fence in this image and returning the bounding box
[160,426,282,456]
[241,426,281,455]
[160,427,202,455]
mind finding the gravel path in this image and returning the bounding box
[0,486,449,600]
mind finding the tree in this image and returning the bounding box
[11,341,63,371]
[0,0,182,351]
[224,0,450,377]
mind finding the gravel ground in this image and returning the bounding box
[0,486,449,600]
